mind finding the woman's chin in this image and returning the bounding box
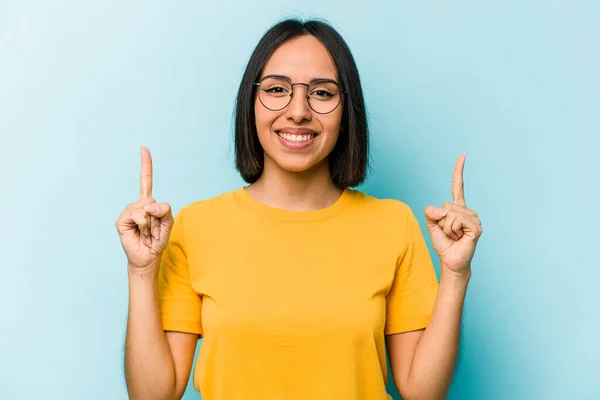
[278,162,314,174]
[273,156,325,175]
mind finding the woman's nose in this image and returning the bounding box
[286,85,312,122]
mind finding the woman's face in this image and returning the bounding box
[254,35,343,175]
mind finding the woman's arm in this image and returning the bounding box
[124,264,198,400]
[386,268,470,400]
[387,154,481,399]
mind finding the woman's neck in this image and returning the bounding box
[245,158,343,212]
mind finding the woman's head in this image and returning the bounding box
[234,18,368,188]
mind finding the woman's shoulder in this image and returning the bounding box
[177,188,242,219]
[348,189,414,218]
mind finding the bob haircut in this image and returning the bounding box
[234,18,369,188]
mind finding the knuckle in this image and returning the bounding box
[133,211,144,223]
[136,198,151,207]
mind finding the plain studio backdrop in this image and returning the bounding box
[1,1,598,399]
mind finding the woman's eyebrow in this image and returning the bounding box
[261,74,339,84]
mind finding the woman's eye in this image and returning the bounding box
[312,90,333,97]
[265,86,288,93]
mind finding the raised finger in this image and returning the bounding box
[452,154,466,206]
[140,146,153,200]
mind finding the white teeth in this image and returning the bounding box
[279,133,315,142]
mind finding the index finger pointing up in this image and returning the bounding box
[140,146,153,199]
[452,153,466,206]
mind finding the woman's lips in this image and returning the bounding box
[275,131,318,149]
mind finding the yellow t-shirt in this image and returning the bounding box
[158,187,439,399]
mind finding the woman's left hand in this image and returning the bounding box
[424,154,483,278]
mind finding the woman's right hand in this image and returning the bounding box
[115,146,175,273]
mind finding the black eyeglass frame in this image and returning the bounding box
[253,77,346,115]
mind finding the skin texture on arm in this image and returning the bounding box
[165,331,200,399]
[386,272,469,400]
[385,329,424,398]
[124,268,177,400]
[124,269,200,400]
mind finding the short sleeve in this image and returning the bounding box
[384,208,439,335]
[158,209,203,335]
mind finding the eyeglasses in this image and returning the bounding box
[254,76,345,114]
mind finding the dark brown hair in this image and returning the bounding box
[234,18,368,188]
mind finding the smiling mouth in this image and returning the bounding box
[276,132,317,142]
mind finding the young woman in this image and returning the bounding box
[117,18,483,400]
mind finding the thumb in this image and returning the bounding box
[424,206,447,226]
[144,203,173,221]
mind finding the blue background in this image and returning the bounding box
[1,1,598,399]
